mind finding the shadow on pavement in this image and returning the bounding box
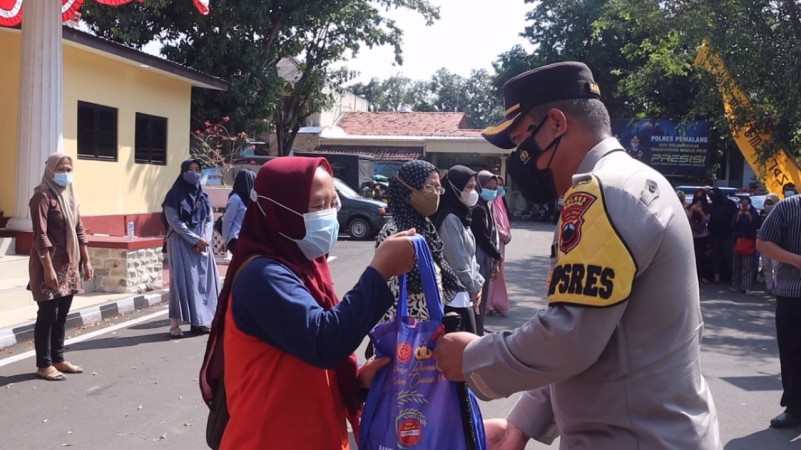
[0,372,37,387]
[65,328,207,352]
[699,286,778,364]
[129,319,171,330]
[724,427,801,449]
[483,252,552,333]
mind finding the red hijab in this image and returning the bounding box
[200,157,362,424]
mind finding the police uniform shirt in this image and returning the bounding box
[462,137,721,449]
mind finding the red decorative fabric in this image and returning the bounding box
[1,0,205,29]
[61,0,85,23]
[94,0,138,5]
[0,0,24,27]
[193,0,209,15]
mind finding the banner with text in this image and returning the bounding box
[612,119,710,177]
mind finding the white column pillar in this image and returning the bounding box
[6,0,63,232]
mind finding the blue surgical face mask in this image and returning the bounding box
[785,190,796,198]
[53,172,73,187]
[183,171,201,185]
[497,186,506,198]
[480,188,498,202]
[256,194,340,260]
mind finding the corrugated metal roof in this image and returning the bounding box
[334,112,483,138]
[316,145,423,161]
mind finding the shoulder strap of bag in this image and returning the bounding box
[399,235,444,322]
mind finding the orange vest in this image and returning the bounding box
[221,294,350,450]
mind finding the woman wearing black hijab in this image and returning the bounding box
[222,169,256,253]
[374,160,465,324]
[434,165,484,334]
[162,159,220,337]
[471,171,502,335]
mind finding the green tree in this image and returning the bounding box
[81,0,440,155]
[509,0,801,157]
[463,69,503,129]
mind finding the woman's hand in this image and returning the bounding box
[194,238,209,253]
[44,268,59,290]
[83,262,94,281]
[357,356,391,388]
[370,228,416,280]
[472,289,482,315]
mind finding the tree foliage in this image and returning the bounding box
[80,0,440,155]
[493,0,801,161]
[349,68,502,128]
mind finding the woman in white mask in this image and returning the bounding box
[199,156,415,449]
[28,153,94,381]
[433,165,485,335]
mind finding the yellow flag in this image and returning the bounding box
[694,40,801,194]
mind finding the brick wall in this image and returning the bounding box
[89,246,163,294]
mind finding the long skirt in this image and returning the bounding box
[487,240,509,315]
[166,232,220,327]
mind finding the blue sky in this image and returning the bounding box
[342,0,535,83]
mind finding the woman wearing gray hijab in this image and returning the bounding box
[28,153,94,381]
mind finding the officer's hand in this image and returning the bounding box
[433,331,479,382]
[485,418,529,450]
[370,229,416,280]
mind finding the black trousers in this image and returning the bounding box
[776,296,801,414]
[34,295,74,368]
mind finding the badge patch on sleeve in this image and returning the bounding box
[549,176,636,307]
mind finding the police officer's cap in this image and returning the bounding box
[482,61,601,149]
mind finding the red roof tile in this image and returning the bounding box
[334,112,483,138]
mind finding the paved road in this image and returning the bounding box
[0,222,798,448]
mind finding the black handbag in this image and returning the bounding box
[206,378,229,450]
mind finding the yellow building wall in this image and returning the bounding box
[0,32,21,218]
[0,29,193,218]
[63,46,191,216]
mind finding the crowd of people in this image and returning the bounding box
[31,59,801,448]
[679,184,797,296]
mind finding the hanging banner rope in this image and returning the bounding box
[695,40,801,194]
[0,0,208,28]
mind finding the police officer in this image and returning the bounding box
[433,62,721,449]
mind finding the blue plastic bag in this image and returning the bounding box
[360,235,486,449]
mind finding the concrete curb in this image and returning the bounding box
[0,290,170,349]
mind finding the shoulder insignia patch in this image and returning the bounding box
[549,176,636,308]
[559,192,597,254]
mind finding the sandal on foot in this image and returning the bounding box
[191,325,211,334]
[37,366,66,381]
[169,326,184,338]
[53,361,83,374]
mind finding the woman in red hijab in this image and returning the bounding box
[200,157,415,449]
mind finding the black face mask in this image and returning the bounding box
[507,117,562,204]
